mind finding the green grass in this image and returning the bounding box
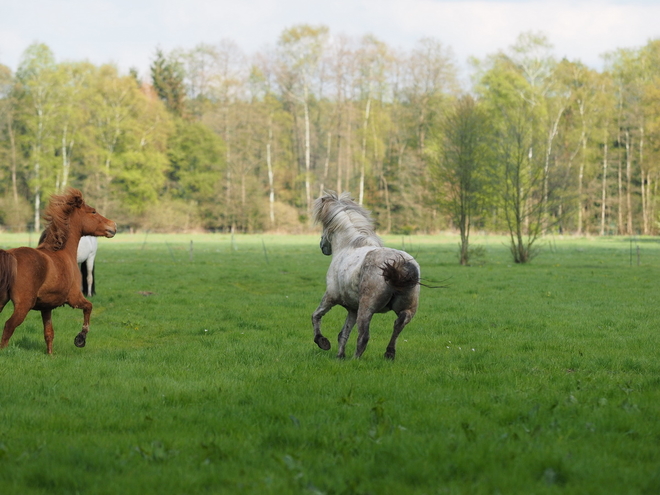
[1,232,660,494]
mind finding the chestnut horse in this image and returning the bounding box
[0,189,116,354]
[38,232,99,297]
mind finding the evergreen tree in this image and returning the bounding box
[151,49,185,116]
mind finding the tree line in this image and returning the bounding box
[0,28,659,261]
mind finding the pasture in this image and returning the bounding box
[0,232,659,494]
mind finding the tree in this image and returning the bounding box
[15,43,59,232]
[276,24,329,212]
[167,119,225,227]
[151,48,186,116]
[474,33,573,262]
[428,95,494,264]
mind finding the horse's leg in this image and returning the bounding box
[384,309,414,360]
[354,307,375,359]
[69,295,92,348]
[0,302,31,349]
[85,259,95,297]
[89,259,95,297]
[0,290,9,313]
[337,311,357,359]
[312,293,335,351]
[41,309,55,355]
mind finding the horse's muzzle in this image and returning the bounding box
[105,222,118,238]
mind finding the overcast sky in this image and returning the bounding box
[1,0,658,80]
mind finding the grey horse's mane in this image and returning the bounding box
[312,191,384,249]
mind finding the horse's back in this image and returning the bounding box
[6,247,50,295]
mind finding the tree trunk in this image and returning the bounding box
[266,122,275,227]
[600,135,608,236]
[625,130,633,235]
[543,106,566,233]
[60,124,73,193]
[319,132,331,196]
[303,85,312,212]
[639,127,647,234]
[358,93,371,206]
[617,154,623,235]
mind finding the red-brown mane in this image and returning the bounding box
[39,189,85,251]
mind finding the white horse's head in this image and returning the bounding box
[313,191,383,254]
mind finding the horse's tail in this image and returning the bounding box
[0,250,17,297]
[381,256,420,292]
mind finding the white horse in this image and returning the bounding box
[77,236,98,297]
[311,191,421,360]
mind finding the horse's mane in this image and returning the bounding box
[312,191,383,248]
[39,189,85,251]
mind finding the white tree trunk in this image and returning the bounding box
[303,85,312,212]
[266,123,275,226]
[600,135,608,236]
[359,94,371,205]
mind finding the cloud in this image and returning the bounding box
[0,0,658,78]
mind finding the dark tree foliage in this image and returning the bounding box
[151,49,186,116]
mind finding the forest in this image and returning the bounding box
[0,27,659,249]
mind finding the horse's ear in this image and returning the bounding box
[68,189,84,208]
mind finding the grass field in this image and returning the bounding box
[0,232,659,494]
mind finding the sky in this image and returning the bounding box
[1,0,658,80]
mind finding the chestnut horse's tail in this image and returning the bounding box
[381,256,420,292]
[0,250,16,297]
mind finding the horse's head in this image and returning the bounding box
[61,190,116,238]
[320,234,332,256]
[79,202,117,238]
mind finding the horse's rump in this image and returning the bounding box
[380,256,420,292]
[0,250,16,295]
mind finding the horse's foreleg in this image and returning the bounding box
[41,309,54,355]
[312,293,334,351]
[354,309,374,359]
[337,311,357,359]
[71,297,92,348]
[384,309,414,360]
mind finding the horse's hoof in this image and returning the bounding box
[74,333,87,348]
[314,335,331,351]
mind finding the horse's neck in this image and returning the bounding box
[62,232,82,257]
[331,228,381,253]
[61,216,84,257]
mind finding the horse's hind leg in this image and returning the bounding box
[0,302,31,349]
[41,309,54,355]
[337,311,357,359]
[312,293,335,351]
[0,290,9,313]
[384,309,414,360]
[354,308,375,359]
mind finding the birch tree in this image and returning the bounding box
[276,24,329,212]
[15,43,59,232]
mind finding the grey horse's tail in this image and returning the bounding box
[381,256,419,291]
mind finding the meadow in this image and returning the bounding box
[0,232,659,494]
